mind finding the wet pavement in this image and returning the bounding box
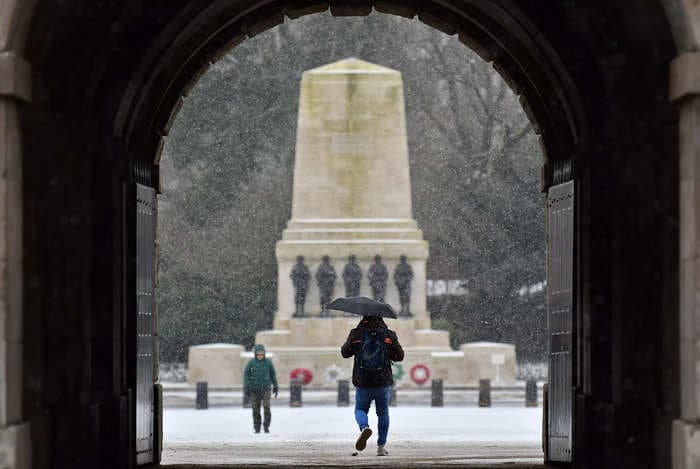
[161,406,544,467]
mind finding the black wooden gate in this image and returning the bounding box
[135,183,156,465]
[546,180,574,462]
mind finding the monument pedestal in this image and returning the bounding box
[255,316,452,386]
[260,317,449,349]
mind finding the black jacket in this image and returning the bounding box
[341,318,404,388]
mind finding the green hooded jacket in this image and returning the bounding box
[243,344,278,391]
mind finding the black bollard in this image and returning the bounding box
[290,378,303,407]
[478,379,491,407]
[525,380,538,407]
[389,386,397,407]
[337,379,350,407]
[195,382,208,410]
[242,388,251,408]
[431,379,444,407]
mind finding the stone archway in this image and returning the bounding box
[115,2,584,188]
[0,1,37,467]
[0,1,697,468]
[118,3,584,465]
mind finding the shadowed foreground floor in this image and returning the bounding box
[161,441,544,467]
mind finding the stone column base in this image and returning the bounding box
[673,419,700,469]
[0,422,31,469]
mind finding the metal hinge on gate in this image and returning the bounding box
[541,159,574,192]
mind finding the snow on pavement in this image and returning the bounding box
[162,406,544,466]
[165,406,543,444]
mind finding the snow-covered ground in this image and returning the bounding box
[163,406,545,466]
[162,385,544,407]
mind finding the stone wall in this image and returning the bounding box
[669,7,700,466]
[186,341,516,387]
[0,2,34,468]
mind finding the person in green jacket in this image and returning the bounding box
[244,344,278,433]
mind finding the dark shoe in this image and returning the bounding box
[254,428,260,434]
[355,426,373,451]
[264,427,269,433]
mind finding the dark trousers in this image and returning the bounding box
[251,389,271,430]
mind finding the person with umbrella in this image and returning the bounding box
[330,297,404,456]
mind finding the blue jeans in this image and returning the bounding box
[354,386,391,446]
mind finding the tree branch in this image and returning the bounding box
[504,123,531,149]
[420,106,454,139]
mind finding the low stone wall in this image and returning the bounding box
[187,344,246,386]
[186,341,516,387]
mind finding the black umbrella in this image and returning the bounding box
[326,296,397,319]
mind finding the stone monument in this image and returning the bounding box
[188,58,517,387]
[256,57,454,386]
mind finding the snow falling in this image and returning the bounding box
[157,11,546,369]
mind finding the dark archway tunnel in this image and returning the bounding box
[15,1,679,468]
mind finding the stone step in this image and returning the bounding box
[281,228,424,241]
[286,218,419,230]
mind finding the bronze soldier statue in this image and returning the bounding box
[393,255,414,316]
[290,255,311,317]
[342,255,362,297]
[368,254,388,302]
[316,255,337,317]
